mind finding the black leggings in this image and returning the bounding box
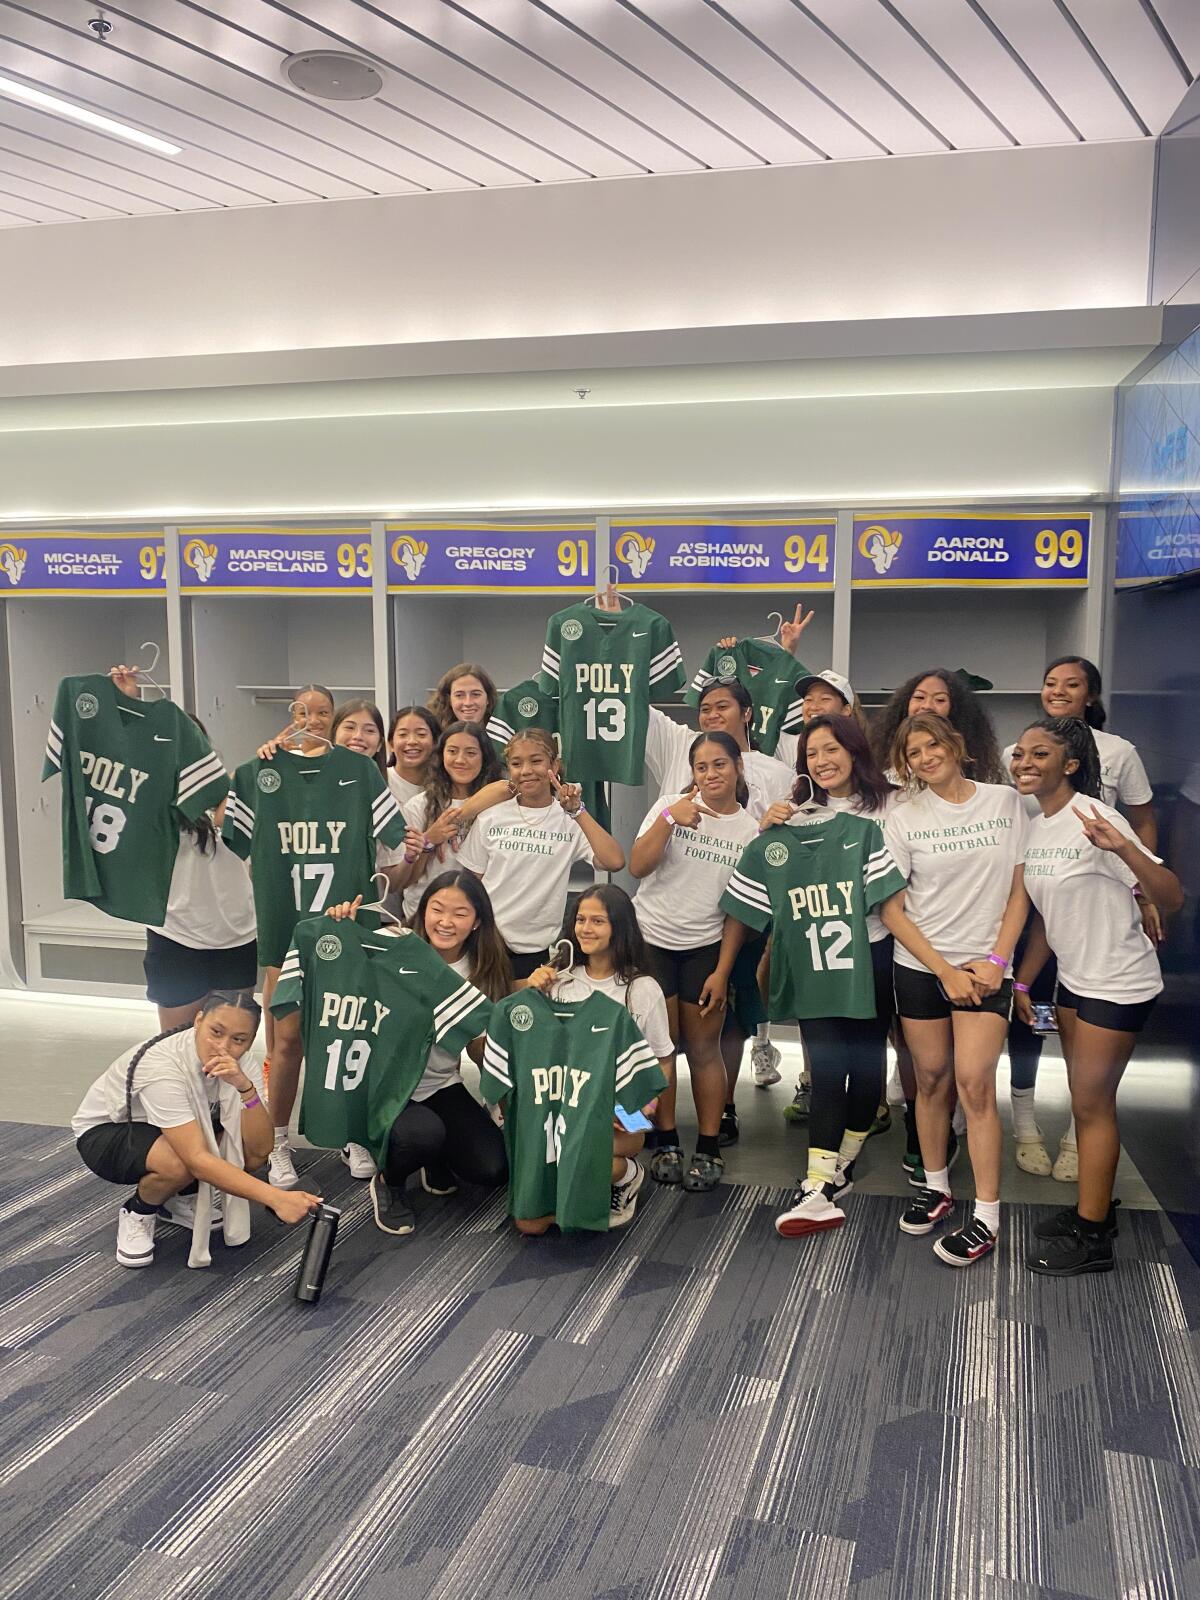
[802,938,894,1157]
[385,1083,508,1189]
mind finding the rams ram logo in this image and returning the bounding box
[183,539,218,584]
[858,524,903,577]
[390,535,429,583]
[0,544,27,586]
[614,529,654,579]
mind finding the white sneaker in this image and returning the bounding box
[775,1181,845,1238]
[116,1204,157,1269]
[341,1143,376,1180]
[750,1038,783,1088]
[269,1134,299,1190]
[161,1192,223,1230]
[609,1159,646,1229]
[1052,1138,1079,1183]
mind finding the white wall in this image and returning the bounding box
[0,385,1115,523]
[0,142,1154,383]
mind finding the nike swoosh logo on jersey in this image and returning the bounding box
[591,1024,609,1032]
[395,968,418,975]
[844,842,856,849]
[632,631,648,637]
[774,678,791,684]
[153,734,172,742]
[338,779,356,786]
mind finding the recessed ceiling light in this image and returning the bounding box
[0,71,181,154]
[282,50,384,102]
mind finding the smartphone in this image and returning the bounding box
[1030,1002,1059,1036]
[614,1106,654,1133]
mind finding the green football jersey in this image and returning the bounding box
[42,674,228,924]
[480,990,666,1232]
[686,639,810,757]
[720,811,905,1020]
[271,912,491,1165]
[222,745,406,967]
[485,679,559,759]
[538,602,685,784]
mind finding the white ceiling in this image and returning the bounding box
[0,0,1193,227]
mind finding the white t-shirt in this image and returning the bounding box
[645,707,793,822]
[456,798,594,953]
[633,797,760,950]
[72,1028,266,1138]
[551,968,674,1058]
[1023,799,1162,1003]
[388,770,424,807]
[412,954,484,1100]
[149,831,256,951]
[1004,728,1153,817]
[884,782,1027,973]
[825,790,901,942]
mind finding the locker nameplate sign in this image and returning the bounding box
[1115,501,1200,587]
[178,528,373,595]
[609,518,836,592]
[0,533,167,597]
[386,524,595,594]
[851,513,1091,587]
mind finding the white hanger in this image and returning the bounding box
[282,698,333,750]
[357,871,404,931]
[585,569,633,610]
[137,640,169,698]
[755,611,784,646]
[547,937,575,970]
[788,773,836,825]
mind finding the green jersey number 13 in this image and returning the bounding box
[583,697,626,743]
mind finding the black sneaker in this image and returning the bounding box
[420,1163,458,1197]
[718,1107,740,1147]
[370,1173,415,1236]
[934,1216,997,1267]
[829,1162,855,1203]
[1027,1227,1115,1277]
[899,1187,955,1236]
[1035,1201,1120,1241]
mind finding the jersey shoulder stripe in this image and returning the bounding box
[615,1039,659,1091]
[45,721,64,771]
[177,751,226,807]
[725,866,772,911]
[482,1037,512,1088]
[225,794,255,839]
[434,981,485,1040]
[486,714,515,743]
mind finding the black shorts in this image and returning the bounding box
[893,964,1013,1022]
[505,947,546,982]
[77,1121,162,1186]
[728,930,769,1033]
[1055,984,1157,1033]
[642,940,723,1008]
[144,930,258,1010]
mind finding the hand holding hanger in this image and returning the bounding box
[108,665,143,700]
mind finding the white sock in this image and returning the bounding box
[623,1157,639,1184]
[974,1198,1001,1234]
[837,1128,870,1170]
[925,1165,951,1196]
[807,1147,839,1187]
[1010,1086,1040,1141]
[273,1126,289,1147]
[1061,1116,1077,1151]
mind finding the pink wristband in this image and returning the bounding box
[661,807,676,826]
[985,953,1007,968]
[1012,982,1030,994]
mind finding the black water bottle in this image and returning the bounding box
[293,1203,341,1303]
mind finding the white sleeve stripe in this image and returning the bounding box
[372,792,398,815]
[616,1039,653,1069]
[178,772,225,806]
[616,1040,657,1074]
[46,725,62,749]
[179,752,224,784]
[649,644,682,670]
[539,651,560,681]
[481,1041,512,1087]
[648,652,684,685]
[725,870,771,910]
[542,643,561,664]
[486,716,514,742]
[49,719,63,739]
[433,979,476,1022]
[688,670,716,693]
[433,986,486,1039]
[226,794,254,823]
[44,748,62,770]
[229,812,253,841]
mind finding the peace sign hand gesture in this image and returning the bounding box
[780,604,816,655]
[550,771,584,817]
[1072,803,1132,859]
[668,783,718,830]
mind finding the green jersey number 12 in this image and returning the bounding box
[804,920,854,971]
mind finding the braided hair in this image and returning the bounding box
[123,990,262,1126]
[1020,717,1102,798]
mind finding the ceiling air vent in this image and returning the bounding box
[282,50,383,102]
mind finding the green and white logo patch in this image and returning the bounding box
[764,841,790,868]
[257,769,282,794]
[315,934,342,962]
[560,619,583,641]
[517,696,539,718]
[75,693,99,720]
[716,654,738,678]
[510,1003,535,1033]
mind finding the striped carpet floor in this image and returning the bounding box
[0,1120,1197,1600]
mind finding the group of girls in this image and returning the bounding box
[73,631,1179,1280]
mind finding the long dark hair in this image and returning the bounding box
[554,884,651,990]
[428,662,498,730]
[698,677,758,751]
[688,730,750,807]
[123,990,261,1127]
[797,714,895,814]
[1044,656,1107,730]
[871,667,1004,783]
[418,721,502,830]
[413,870,512,1001]
[331,698,388,777]
[179,712,219,855]
[1019,717,1102,798]
[386,704,440,770]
